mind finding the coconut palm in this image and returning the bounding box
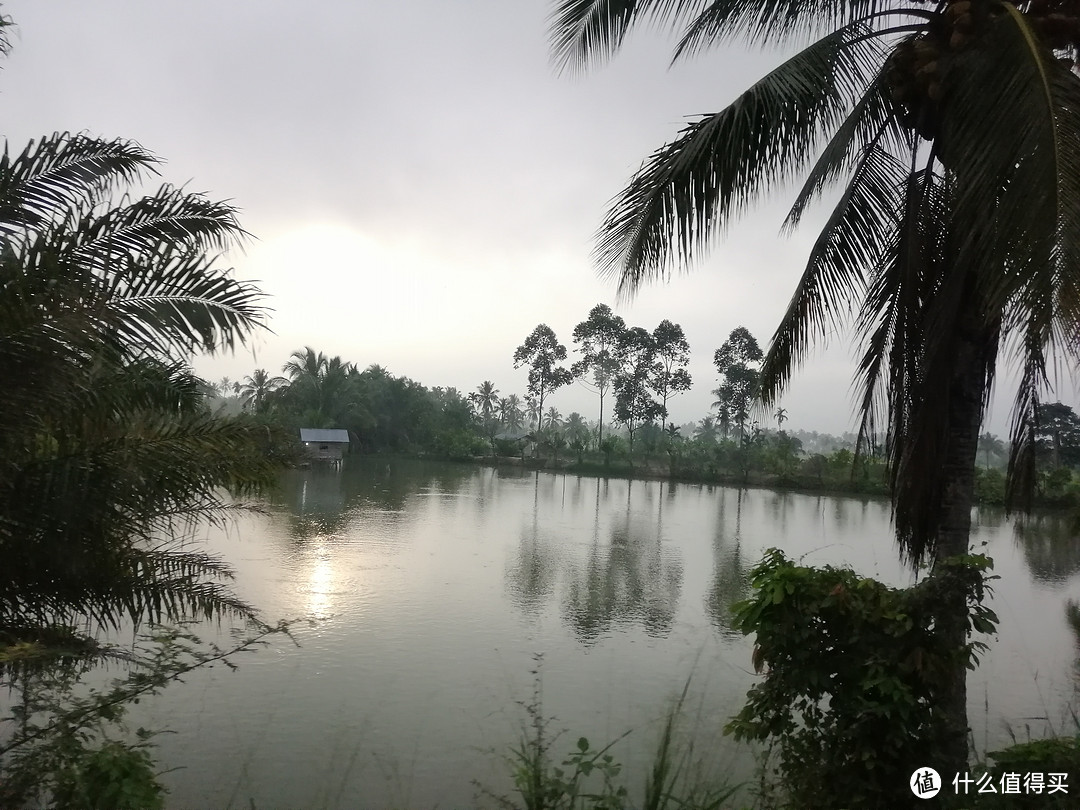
[694,415,718,445]
[216,376,238,398]
[282,347,356,424]
[239,368,288,413]
[0,133,275,643]
[710,394,732,440]
[544,406,563,430]
[551,0,1080,772]
[564,412,590,443]
[525,396,541,431]
[499,394,525,432]
[470,380,500,422]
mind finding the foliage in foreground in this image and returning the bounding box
[0,622,293,809]
[725,549,999,810]
[481,671,743,810]
[0,132,282,645]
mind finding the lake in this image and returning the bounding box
[138,458,1080,808]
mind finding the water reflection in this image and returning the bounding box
[301,538,336,618]
[505,472,560,614]
[149,458,1080,809]
[562,521,683,643]
[270,459,475,539]
[1013,513,1080,584]
[706,488,751,636]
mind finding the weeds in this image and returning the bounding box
[478,659,745,810]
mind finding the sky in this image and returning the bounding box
[0,0,1059,435]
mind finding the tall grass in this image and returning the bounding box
[479,672,746,810]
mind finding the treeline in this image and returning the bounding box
[211,351,481,458]
[215,311,1080,507]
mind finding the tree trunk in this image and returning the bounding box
[931,315,997,776]
[598,388,604,444]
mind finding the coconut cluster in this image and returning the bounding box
[885,0,1080,140]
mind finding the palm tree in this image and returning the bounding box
[282,347,356,424]
[551,0,1080,773]
[544,406,563,430]
[525,396,541,431]
[0,133,275,645]
[499,394,525,432]
[978,432,1006,470]
[775,407,788,431]
[564,412,589,442]
[217,376,238,398]
[239,368,288,413]
[694,416,718,445]
[470,380,500,422]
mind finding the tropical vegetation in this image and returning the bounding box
[0,126,289,803]
[550,0,1080,785]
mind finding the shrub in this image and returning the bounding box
[725,549,998,810]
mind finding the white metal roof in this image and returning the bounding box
[299,428,350,443]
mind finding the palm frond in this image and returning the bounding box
[674,0,926,56]
[597,24,881,291]
[760,143,911,405]
[783,56,906,229]
[549,0,707,72]
[0,134,156,234]
[1004,320,1054,513]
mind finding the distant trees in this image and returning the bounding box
[281,348,361,429]
[471,381,501,455]
[978,432,1005,470]
[649,319,692,433]
[471,381,499,419]
[568,304,694,449]
[239,368,287,413]
[499,394,524,432]
[713,327,763,441]
[613,327,663,454]
[1035,403,1080,469]
[571,304,626,443]
[694,416,718,445]
[513,325,573,434]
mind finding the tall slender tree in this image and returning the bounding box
[550,0,1080,771]
[649,319,692,432]
[713,328,763,443]
[613,326,663,453]
[514,325,574,434]
[471,380,501,455]
[571,303,627,443]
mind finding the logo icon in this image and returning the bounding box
[911,768,941,798]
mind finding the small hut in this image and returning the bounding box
[299,428,350,462]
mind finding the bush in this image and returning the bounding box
[975,467,1007,506]
[725,549,998,810]
[972,736,1080,809]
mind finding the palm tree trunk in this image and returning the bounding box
[931,317,997,776]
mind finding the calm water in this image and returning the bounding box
[136,458,1080,809]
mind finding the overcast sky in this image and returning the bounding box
[1,0,1053,435]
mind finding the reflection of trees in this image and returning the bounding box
[506,472,561,615]
[562,522,683,644]
[505,531,561,614]
[706,489,751,636]
[1013,514,1080,584]
[269,457,471,539]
